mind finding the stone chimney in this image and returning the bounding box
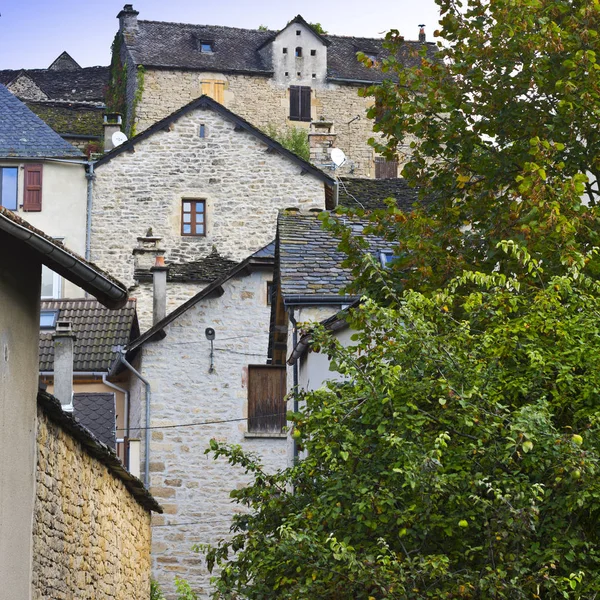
[308,120,337,169]
[151,255,168,325]
[419,25,426,43]
[133,230,165,273]
[117,4,139,33]
[103,113,123,152]
[53,320,75,410]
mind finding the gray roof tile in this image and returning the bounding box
[73,393,116,449]
[0,85,83,158]
[338,177,431,211]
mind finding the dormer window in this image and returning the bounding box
[200,42,214,53]
[194,35,215,53]
[365,53,378,62]
[295,47,303,57]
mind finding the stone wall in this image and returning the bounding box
[91,105,326,327]
[133,69,385,177]
[32,402,154,600]
[138,268,287,598]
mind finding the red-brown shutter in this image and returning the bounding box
[289,86,300,120]
[300,86,311,121]
[23,164,43,212]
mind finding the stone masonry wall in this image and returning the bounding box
[32,406,153,600]
[134,70,385,178]
[139,268,286,599]
[91,105,325,327]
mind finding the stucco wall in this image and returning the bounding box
[91,105,326,327]
[133,69,382,177]
[0,240,41,600]
[32,406,153,600]
[137,268,286,598]
[1,159,88,298]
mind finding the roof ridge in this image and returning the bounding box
[137,19,272,34]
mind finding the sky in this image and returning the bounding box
[0,0,441,70]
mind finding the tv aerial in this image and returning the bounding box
[112,131,128,147]
[330,148,346,168]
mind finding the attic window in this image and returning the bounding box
[379,250,399,268]
[296,30,301,35]
[195,38,214,53]
[295,47,303,57]
[365,53,378,63]
[40,309,59,329]
[311,49,316,56]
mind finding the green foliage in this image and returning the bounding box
[130,65,145,138]
[202,255,600,598]
[264,124,310,161]
[258,24,269,31]
[150,579,165,600]
[174,577,198,600]
[106,33,128,123]
[309,22,328,35]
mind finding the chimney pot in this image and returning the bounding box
[419,24,426,43]
[103,113,123,152]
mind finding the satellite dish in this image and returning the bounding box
[112,131,128,147]
[330,148,346,167]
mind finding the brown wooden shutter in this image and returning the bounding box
[248,365,287,433]
[201,81,213,97]
[289,86,300,120]
[23,164,43,211]
[375,157,398,179]
[214,81,225,104]
[300,86,311,121]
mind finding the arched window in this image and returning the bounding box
[295,47,303,57]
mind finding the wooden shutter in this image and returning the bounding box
[23,164,43,211]
[214,81,225,103]
[289,86,300,120]
[248,365,287,433]
[300,86,311,121]
[375,157,398,179]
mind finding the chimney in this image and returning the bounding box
[151,255,168,325]
[117,4,139,33]
[419,24,426,43]
[53,321,75,410]
[308,119,337,169]
[103,113,123,152]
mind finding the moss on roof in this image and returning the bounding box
[25,102,103,138]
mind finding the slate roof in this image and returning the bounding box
[338,177,428,211]
[26,101,104,138]
[278,210,368,301]
[37,389,161,513]
[123,17,436,82]
[39,298,138,372]
[0,66,109,104]
[0,84,83,158]
[73,393,116,449]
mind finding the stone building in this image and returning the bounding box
[0,51,108,152]
[110,5,436,177]
[91,94,334,331]
[117,243,286,598]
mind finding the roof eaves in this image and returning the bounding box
[0,207,128,308]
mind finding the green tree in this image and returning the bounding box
[202,250,600,598]
[309,22,328,35]
[264,124,310,161]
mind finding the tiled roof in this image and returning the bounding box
[123,18,436,82]
[338,177,428,211]
[37,389,161,513]
[73,393,116,449]
[0,66,108,104]
[25,101,104,138]
[39,299,138,372]
[134,247,238,283]
[0,84,83,158]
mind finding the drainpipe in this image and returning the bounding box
[118,351,151,488]
[289,308,299,462]
[85,161,94,261]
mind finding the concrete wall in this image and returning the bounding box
[132,70,382,177]
[1,159,88,298]
[0,239,40,600]
[136,268,286,598]
[91,105,326,329]
[32,406,153,600]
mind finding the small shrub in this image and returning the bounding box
[264,124,310,161]
[150,579,165,600]
[174,577,198,600]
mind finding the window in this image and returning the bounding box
[199,41,213,53]
[201,80,225,104]
[295,47,303,57]
[284,71,289,77]
[0,167,18,210]
[296,30,301,35]
[181,200,206,236]
[312,73,316,79]
[266,281,273,305]
[199,124,206,138]
[289,85,311,121]
[247,365,287,433]
[282,47,287,54]
[310,49,316,56]
[41,266,62,299]
[379,250,400,268]
[40,309,59,329]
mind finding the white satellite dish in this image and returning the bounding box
[112,131,129,147]
[330,148,346,168]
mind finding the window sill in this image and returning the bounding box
[244,431,287,440]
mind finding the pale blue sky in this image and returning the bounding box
[0,0,441,70]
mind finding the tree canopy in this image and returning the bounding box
[201,1,600,597]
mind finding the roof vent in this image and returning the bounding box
[308,207,323,213]
[55,320,73,334]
